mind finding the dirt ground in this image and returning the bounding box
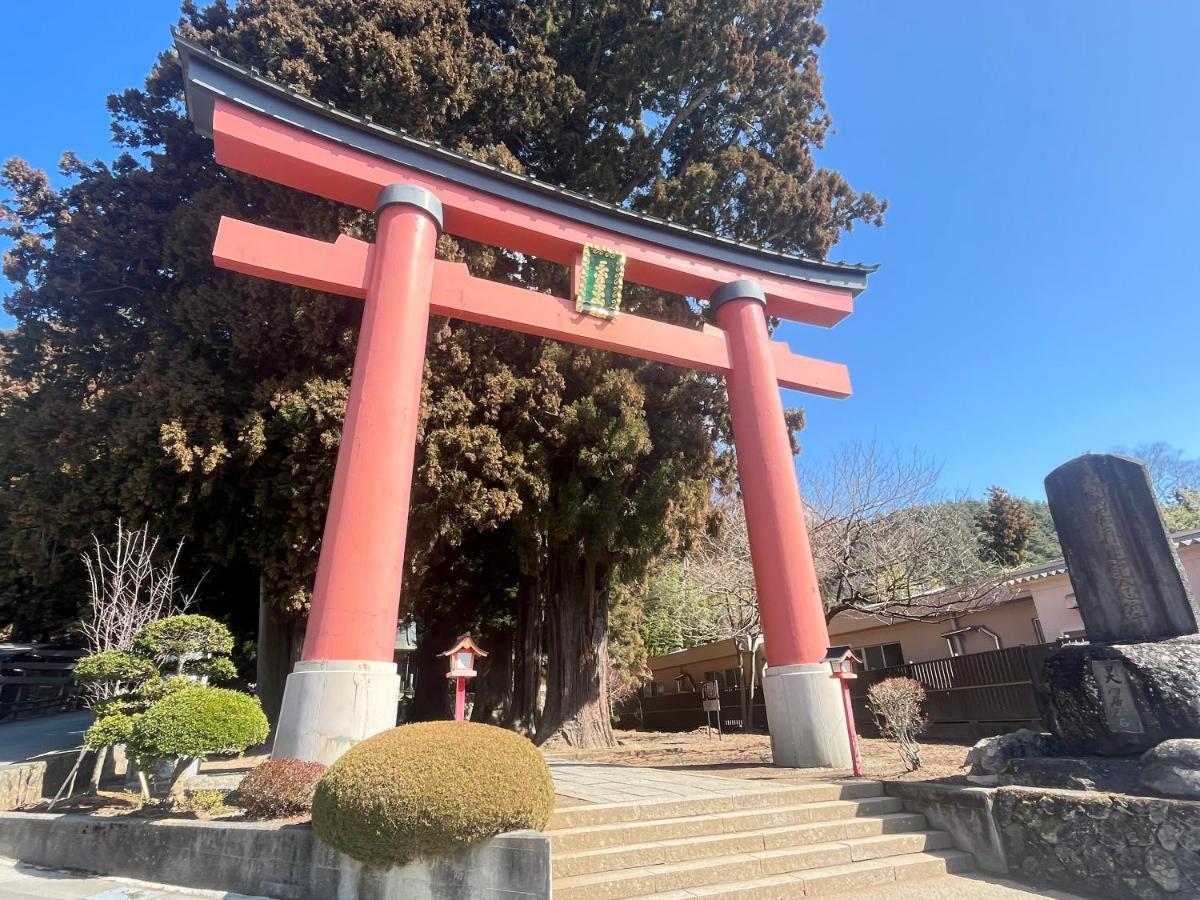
[545,728,973,784]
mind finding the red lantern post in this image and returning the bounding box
[441,634,488,722]
[823,646,864,777]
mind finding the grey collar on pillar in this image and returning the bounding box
[376,183,444,233]
[708,279,766,320]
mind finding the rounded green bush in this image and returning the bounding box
[312,722,554,866]
[84,712,139,748]
[128,685,268,762]
[73,650,156,687]
[134,615,234,665]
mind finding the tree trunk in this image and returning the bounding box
[87,746,108,793]
[256,574,302,724]
[735,641,749,732]
[407,613,460,721]
[471,624,513,724]
[536,552,614,748]
[509,572,544,735]
[748,640,762,729]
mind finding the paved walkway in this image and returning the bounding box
[841,873,1087,898]
[0,858,266,899]
[0,712,91,767]
[547,758,796,803]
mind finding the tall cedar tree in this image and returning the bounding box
[0,0,883,745]
[976,486,1036,569]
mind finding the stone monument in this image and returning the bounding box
[1041,453,1200,755]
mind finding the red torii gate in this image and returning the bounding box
[176,34,875,767]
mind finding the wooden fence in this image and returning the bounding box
[624,643,1057,742]
[848,643,1056,742]
[616,687,767,733]
[0,645,86,721]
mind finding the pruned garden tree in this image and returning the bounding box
[0,0,883,747]
[66,613,245,801]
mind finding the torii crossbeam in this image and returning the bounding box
[177,32,877,768]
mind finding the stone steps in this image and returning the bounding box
[550,796,905,854]
[635,850,976,898]
[552,813,931,876]
[549,779,972,900]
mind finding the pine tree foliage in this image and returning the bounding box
[0,0,883,744]
[975,486,1036,568]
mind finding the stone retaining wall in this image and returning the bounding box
[885,781,1200,899]
[0,812,551,900]
[0,751,90,811]
[994,786,1200,899]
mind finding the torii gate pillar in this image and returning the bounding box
[714,281,852,769]
[273,185,441,762]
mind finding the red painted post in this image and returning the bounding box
[454,678,467,722]
[303,185,442,662]
[715,282,832,667]
[839,678,864,777]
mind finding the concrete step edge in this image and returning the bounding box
[548,799,909,854]
[549,781,884,829]
[552,823,943,879]
[614,850,976,900]
[552,835,961,895]
[550,794,901,837]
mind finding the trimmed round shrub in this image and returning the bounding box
[134,615,234,667]
[128,685,269,762]
[84,712,139,748]
[73,650,156,688]
[195,655,238,683]
[312,722,554,866]
[239,758,326,819]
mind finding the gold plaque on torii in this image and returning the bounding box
[575,244,626,319]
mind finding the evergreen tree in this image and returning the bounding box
[976,486,1036,568]
[0,0,882,744]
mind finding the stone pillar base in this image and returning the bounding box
[272,660,400,765]
[763,663,853,769]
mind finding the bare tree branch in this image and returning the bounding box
[81,521,199,670]
[800,440,1011,624]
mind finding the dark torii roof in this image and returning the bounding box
[173,31,877,296]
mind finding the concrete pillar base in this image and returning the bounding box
[272,659,400,765]
[763,662,853,769]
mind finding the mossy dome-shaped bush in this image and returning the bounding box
[312,721,554,866]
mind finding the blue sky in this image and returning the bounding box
[2,2,1198,500]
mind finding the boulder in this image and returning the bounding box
[999,756,1143,794]
[1042,636,1200,755]
[1139,739,1200,800]
[964,729,1059,775]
